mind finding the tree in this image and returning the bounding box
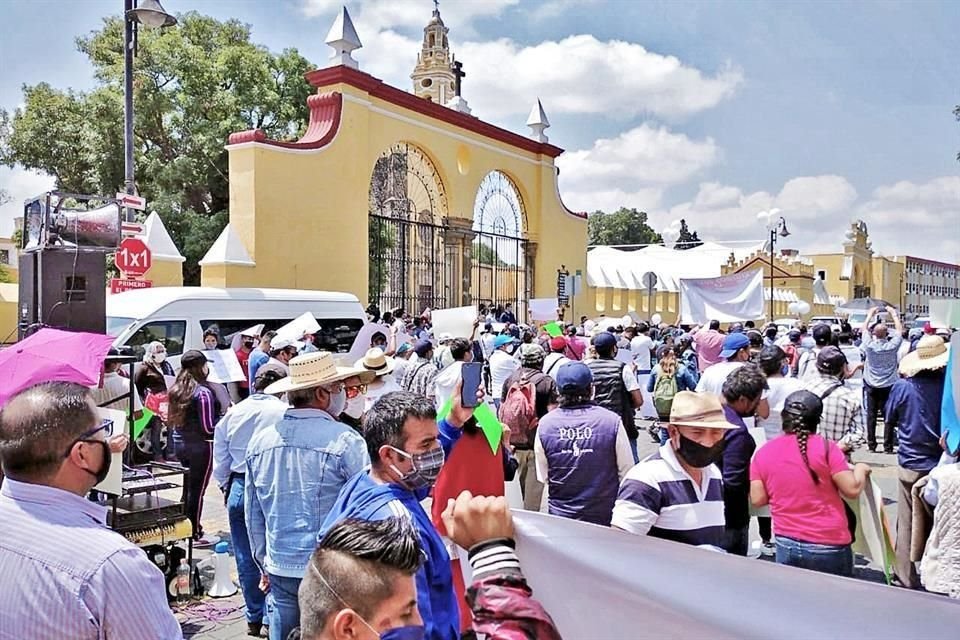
[587,207,661,248]
[674,218,703,250]
[472,241,508,267]
[0,12,314,284]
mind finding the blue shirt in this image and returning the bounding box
[248,348,270,388]
[0,480,182,639]
[719,405,756,529]
[862,333,904,388]
[244,408,370,578]
[212,393,289,489]
[886,373,945,472]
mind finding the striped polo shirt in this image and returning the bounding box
[611,443,725,547]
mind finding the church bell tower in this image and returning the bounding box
[411,3,455,104]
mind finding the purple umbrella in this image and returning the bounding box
[0,328,115,409]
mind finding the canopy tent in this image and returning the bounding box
[587,242,761,293]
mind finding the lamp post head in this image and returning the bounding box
[778,219,791,238]
[127,0,177,28]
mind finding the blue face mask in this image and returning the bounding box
[380,626,426,640]
[781,364,790,376]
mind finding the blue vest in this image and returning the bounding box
[538,403,621,526]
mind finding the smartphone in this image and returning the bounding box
[460,362,483,408]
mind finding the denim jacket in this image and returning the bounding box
[244,408,370,578]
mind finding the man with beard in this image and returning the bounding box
[611,391,736,548]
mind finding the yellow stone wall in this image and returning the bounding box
[872,256,905,308]
[208,76,587,314]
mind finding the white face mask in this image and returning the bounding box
[344,394,366,419]
[326,388,347,418]
[154,352,166,364]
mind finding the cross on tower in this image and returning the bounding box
[451,60,465,97]
[434,0,439,10]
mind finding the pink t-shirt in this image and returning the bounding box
[750,434,852,545]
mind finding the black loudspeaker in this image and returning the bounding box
[18,250,107,338]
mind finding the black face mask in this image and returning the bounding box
[243,340,255,349]
[83,440,112,485]
[675,434,726,468]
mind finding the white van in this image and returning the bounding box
[106,287,367,367]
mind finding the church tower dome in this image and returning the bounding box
[411,2,455,104]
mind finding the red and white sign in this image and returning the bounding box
[121,221,144,236]
[116,237,152,276]
[110,278,153,294]
[116,193,147,211]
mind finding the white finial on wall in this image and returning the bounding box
[325,6,362,69]
[526,99,550,142]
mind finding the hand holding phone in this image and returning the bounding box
[460,362,483,409]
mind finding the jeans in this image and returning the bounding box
[629,438,639,464]
[863,384,894,450]
[267,573,302,640]
[775,536,853,577]
[228,475,265,624]
[173,436,213,538]
[721,525,749,556]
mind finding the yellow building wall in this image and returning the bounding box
[872,257,905,308]
[208,77,587,314]
[809,253,849,301]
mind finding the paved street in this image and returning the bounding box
[175,423,904,638]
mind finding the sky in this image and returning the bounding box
[1,0,958,262]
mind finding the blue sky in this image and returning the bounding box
[1,0,958,261]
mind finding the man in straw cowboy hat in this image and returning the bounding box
[885,334,950,588]
[244,351,375,640]
[356,347,402,414]
[611,391,737,549]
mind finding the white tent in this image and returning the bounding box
[587,243,760,292]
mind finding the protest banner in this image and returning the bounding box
[274,312,322,344]
[529,298,559,322]
[202,349,246,383]
[431,306,477,340]
[680,268,765,324]
[93,407,126,496]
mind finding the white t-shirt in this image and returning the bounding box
[542,353,570,381]
[365,375,401,413]
[630,335,654,371]
[489,350,520,399]
[756,376,804,440]
[622,364,641,392]
[434,361,463,410]
[796,347,822,382]
[695,361,745,396]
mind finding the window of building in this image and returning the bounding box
[0,249,8,265]
[421,78,433,88]
[817,270,826,281]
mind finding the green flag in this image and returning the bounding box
[472,401,503,455]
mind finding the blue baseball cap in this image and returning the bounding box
[719,332,751,359]
[556,361,593,393]
[493,334,515,349]
[592,331,617,351]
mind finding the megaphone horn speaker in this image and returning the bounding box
[50,203,121,250]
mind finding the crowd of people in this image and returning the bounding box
[0,300,958,639]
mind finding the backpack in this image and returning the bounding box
[652,367,678,419]
[499,373,539,448]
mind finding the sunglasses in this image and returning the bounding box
[345,383,368,399]
[63,419,114,457]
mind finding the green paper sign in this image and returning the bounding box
[133,408,155,439]
[472,401,503,455]
[437,397,454,421]
[543,321,563,338]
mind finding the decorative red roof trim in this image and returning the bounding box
[905,256,960,270]
[304,65,564,159]
[228,92,343,149]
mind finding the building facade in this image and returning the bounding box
[899,256,960,316]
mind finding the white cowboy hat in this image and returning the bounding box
[354,347,396,377]
[265,351,375,395]
[899,335,949,377]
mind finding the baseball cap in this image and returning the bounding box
[414,339,434,358]
[519,343,546,365]
[812,324,833,345]
[395,342,413,356]
[788,329,801,342]
[270,337,297,352]
[718,333,751,359]
[781,390,824,427]
[493,334,515,349]
[556,361,593,393]
[549,336,567,351]
[592,331,617,351]
[181,349,213,369]
[816,346,847,374]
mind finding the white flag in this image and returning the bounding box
[680,268,765,324]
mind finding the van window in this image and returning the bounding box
[200,318,364,353]
[125,320,187,359]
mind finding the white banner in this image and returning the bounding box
[509,510,954,639]
[529,298,559,322]
[274,312,322,344]
[431,306,476,340]
[202,348,246,383]
[680,268,765,324]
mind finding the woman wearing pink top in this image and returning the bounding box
[750,390,872,576]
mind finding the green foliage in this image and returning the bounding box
[587,207,662,248]
[675,218,703,250]
[472,241,508,267]
[368,217,395,299]
[0,263,10,284]
[1,12,314,284]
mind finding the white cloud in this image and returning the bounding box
[556,123,719,213]
[0,167,55,236]
[302,0,518,31]
[527,0,602,21]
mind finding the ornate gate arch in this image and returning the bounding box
[368,142,449,315]
[472,170,530,321]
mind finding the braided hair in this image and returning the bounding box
[780,390,825,485]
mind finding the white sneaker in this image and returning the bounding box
[760,542,775,557]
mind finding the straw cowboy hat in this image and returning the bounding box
[354,347,396,377]
[899,335,949,377]
[265,351,375,395]
[669,391,739,430]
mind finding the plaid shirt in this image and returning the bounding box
[802,373,865,451]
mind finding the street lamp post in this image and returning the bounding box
[123,0,177,222]
[758,210,790,322]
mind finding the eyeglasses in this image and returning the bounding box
[63,419,114,457]
[345,383,368,399]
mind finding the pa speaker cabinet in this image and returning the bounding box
[18,250,106,338]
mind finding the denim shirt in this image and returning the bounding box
[244,407,370,578]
